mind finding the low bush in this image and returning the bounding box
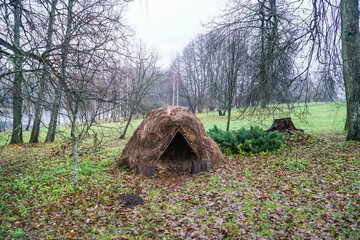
[208,125,284,155]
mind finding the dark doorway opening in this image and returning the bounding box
[157,131,197,173]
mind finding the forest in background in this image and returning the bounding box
[0,0,359,146]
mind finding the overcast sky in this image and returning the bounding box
[125,0,224,68]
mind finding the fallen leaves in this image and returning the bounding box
[0,134,359,239]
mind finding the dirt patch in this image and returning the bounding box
[117,194,144,207]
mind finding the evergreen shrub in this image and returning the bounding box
[207,125,285,155]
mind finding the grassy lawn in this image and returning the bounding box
[198,101,347,134]
[1,102,359,239]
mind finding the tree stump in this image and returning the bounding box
[267,118,303,134]
[191,160,211,174]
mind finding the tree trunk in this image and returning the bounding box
[341,0,360,140]
[70,103,79,191]
[191,161,211,174]
[259,0,268,109]
[10,0,23,144]
[45,0,74,143]
[226,75,236,131]
[172,75,175,106]
[120,112,133,139]
[30,94,43,142]
[226,107,231,131]
[45,87,61,142]
[225,37,239,132]
[25,114,31,131]
[72,139,79,191]
[218,109,226,116]
[176,76,179,106]
[30,0,58,143]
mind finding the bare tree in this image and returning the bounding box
[0,0,133,145]
[119,43,162,139]
[306,0,359,139]
[44,0,75,143]
[63,47,122,190]
[169,56,181,106]
[0,0,26,144]
[202,0,312,123]
[222,32,248,131]
[1,0,134,190]
[179,35,211,113]
[30,0,58,143]
[179,41,199,113]
[37,0,130,142]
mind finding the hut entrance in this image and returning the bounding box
[157,131,197,173]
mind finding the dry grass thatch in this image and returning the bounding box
[117,106,224,176]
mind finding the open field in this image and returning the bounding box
[1,102,359,239]
[197,101,347,134]
[0,101,347,146]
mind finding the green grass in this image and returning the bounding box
[0,102,347,146]
[0,117,144,146]
[198,102,346,134]
[1,102,358,239]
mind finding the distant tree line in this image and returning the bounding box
[161,0,359,140]
[1,0,359,144]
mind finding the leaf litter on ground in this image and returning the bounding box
[0,132,359,239]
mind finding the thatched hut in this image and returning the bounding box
[117,106,224,176]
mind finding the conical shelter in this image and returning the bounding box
[117,106,224,176]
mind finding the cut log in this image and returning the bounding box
[136,165,155,177]
[191,160,211,174]
[267,118,303,133]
